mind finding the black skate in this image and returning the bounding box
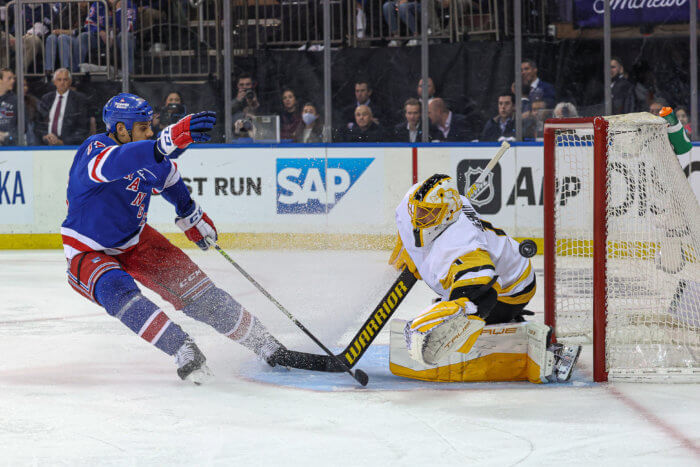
[175,338,211,384]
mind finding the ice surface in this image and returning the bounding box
[1,250,698,466]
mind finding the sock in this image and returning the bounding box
[183,286,281,359]
[95,269,188,356]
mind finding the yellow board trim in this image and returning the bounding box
[0,234,552,255]
[0,233,396,251]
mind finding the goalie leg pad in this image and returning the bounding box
[405,298,485,366]
[525,321,555,383]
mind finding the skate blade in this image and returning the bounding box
[186,364,213,385]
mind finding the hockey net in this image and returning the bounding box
[543,113,700,382]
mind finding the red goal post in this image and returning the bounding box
[543,115,699,383]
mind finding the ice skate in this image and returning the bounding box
[175,338,212,384]
[548,343,582,382]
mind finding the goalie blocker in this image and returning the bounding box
[390,319,581,384]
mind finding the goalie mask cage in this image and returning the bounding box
[543,113,700,383]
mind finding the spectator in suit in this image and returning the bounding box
[294,102,324,143]
[391,98,427,142]
[280,88,302,141]
[36,69,88,145]
[341,105,383,142]
[480,92,515,142]
[520,59,555,110]
[428,97,471,142]
[610,57,635,115]
[342,79,382,128]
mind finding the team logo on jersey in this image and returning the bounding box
[87,140,106,154]
[276,158,374,214]
[456,159,501,214]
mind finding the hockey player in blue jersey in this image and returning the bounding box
[61,93,285,383]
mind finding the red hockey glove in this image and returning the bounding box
[175,202,218,250]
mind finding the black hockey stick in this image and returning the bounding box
[264,268,419,372]
[208,240,368,386]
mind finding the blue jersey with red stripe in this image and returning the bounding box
[61,133,184,259]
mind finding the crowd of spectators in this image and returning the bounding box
[0,1,139,77]
[229,54,685,143]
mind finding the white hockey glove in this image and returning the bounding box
[175,202,218,250]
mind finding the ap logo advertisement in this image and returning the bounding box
[276,158,374,214]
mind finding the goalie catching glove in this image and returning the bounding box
[157,111,217,156]
[405,297,486,366]
[175,201,218,250]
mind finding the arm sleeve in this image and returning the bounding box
[156,160,193,217]
[83,140,160,184]
[161,178,194,217]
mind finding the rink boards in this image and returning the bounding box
[0,143,698,250]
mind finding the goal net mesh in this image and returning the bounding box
[552,113,699,380]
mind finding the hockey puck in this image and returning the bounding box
[519,239,537,258]
[354,369,369,386]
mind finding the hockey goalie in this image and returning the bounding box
[388,174,581,384]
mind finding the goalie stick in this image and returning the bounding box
[270,142,513,372]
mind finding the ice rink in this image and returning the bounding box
[1,249,698,466]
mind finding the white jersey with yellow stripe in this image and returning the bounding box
[396,190,532,301]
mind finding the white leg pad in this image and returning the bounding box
[526,321,555,383]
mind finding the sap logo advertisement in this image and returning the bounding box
[0,152,33,224]
[276,158,374,214]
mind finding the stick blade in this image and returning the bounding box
[354,369,369,386]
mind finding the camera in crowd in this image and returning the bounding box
[245,90,256,102]
[161,103,187,125]
[235,117,255,138]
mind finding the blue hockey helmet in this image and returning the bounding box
[103,93,154,133]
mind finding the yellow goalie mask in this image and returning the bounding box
[408,174,463,247]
